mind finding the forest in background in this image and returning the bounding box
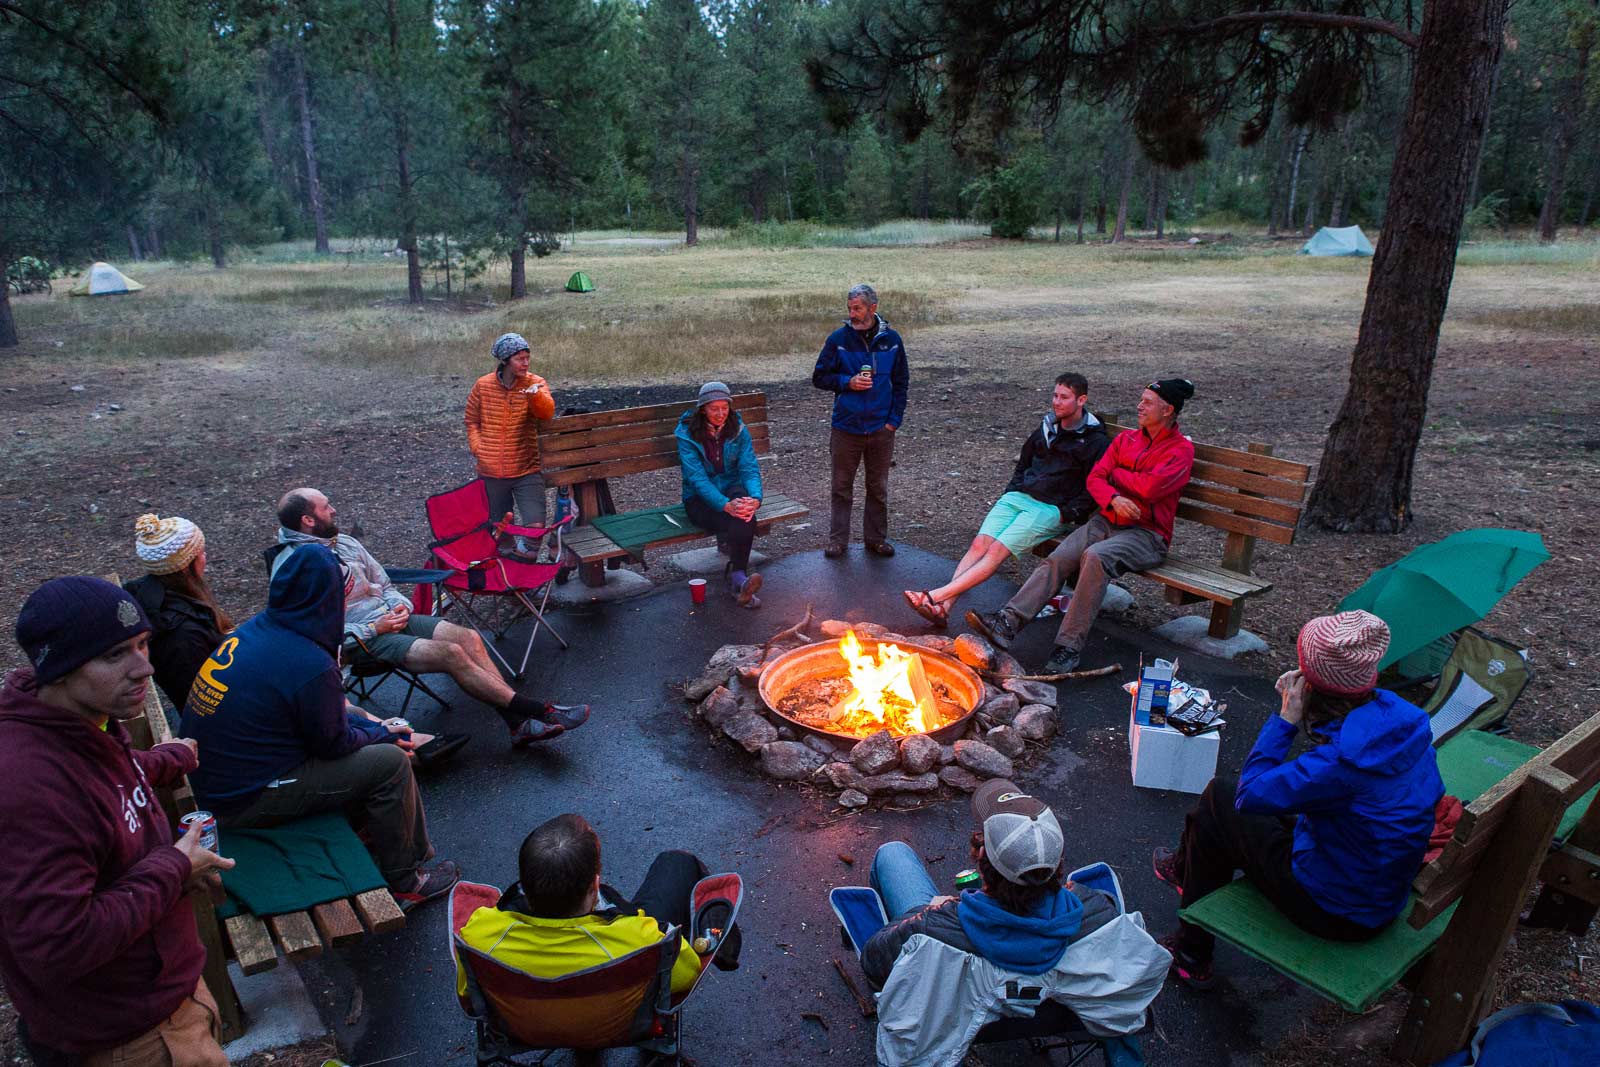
[4,0,1598,295]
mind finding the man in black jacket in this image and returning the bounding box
[904,373,1109,627]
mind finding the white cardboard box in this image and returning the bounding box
[1129,703,1219,794]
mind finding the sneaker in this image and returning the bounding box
[393,859,460,913]
[824,543,845,559]
[1042,645,1080,674]
[964,609,1018,650]
[509,716,565,747]
[865,541,896,557]
[736,573,763,609]
[1151,847,1183,895]
[1157,933,1215,990]
[542,703,591,730]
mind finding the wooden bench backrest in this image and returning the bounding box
[537,393,770,489]
[1101,420,1312,548]
[1410,711,1600,927]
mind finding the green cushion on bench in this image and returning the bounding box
[1177,730,1545,1012]
[216,812,386,919]
[589,505,695,561]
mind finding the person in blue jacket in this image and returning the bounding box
[181,543,460,910]
[812,283,910,559]
[1151,610,1444,988]
[677,381,765,608]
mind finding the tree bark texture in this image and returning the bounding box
[1112,138,1134,242]
[1285,128,1308,235]
[1537,14,1593,242]
[293,43,330,254]
[145,221,161,259]
[127,225,143,261]
[0,289,17,348]
[1305,0,1510,533]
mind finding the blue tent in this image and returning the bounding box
[1300,225,1375,257]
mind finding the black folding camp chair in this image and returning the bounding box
[1416,627,1532,745]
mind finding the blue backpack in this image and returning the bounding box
[1435,1001,1600,1066]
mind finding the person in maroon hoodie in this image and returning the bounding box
[1,577,234,1067]
[967,379,1196,674]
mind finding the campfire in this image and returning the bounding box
[759,628,982,742]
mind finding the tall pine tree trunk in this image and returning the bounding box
[1267,125,1289,235]
[1305,0,1510,535]
[293,44,330,254]
[1075,187,1086,243]
[127,226,143,261]
[398,133,423,303]
[1111,138,1135,242]
[0,289,16,348]
[206,194,227,268]
[683,153,700,246]
[1537,21,1593,242]
[145,220,162,259]
[1285,128,1309,234]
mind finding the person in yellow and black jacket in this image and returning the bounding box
[456,814,740,998]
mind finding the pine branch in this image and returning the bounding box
[1170,11,1419,50]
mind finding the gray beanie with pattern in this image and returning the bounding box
[492,332,531,362]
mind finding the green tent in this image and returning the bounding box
[1299,225,1374,257]
[565,270,595,293]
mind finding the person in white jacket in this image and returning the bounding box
[860,781,1169,1067]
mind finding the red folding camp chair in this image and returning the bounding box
[449,874,743,1066]
[424,481,572,681]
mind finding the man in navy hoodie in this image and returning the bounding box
[182,544,459,910]
[812,283,910,558]
[1,577,233,1066]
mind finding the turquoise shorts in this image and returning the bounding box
[977,492,1073,557]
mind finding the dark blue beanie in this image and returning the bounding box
[16,576,151,685]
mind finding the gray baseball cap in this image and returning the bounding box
[972,779,1065,885]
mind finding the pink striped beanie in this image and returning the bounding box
[1296,610,1390,696]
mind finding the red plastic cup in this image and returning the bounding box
[688,578,707,604]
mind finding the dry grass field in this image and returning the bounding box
[2,225,1598,1063]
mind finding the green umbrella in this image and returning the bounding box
[1337,528,1549,668]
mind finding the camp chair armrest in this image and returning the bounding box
[430,546,484,573]
[496,514,574,540]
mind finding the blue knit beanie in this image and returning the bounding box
[492,332,531,363]
[16,576,151,685]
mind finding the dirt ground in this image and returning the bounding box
[2,234,1597,1064]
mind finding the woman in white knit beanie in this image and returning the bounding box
[123,514,236,709]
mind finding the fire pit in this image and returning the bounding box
[759,630,983,744]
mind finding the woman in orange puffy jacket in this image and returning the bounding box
[465,332,557,555]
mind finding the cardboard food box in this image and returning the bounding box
[1128,662,1219,794]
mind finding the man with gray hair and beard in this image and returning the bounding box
[812,283,910,559]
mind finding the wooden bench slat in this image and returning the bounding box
[544,429,776,487]
[1188,459,1311,502]
[1181,482,1307,524]
[267,911,324,961]
[353,888,407,933]
[540,412,772,456]
[1100,422,1313,481]
[1147,556,1274,598]
[1174,501,1298,544]
[223,913,280,975]
[542,423,772,469]
[312,900,366,946]
[539,393,766,432]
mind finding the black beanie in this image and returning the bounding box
[1147,378,1195,414]
[16,576,151,685]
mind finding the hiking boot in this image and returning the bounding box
[509,716,565,747]
[542,703,591,730]
[1151,847,1183,896]
[736,573,763,609]
[824,542,845,559]
[865,541,896,557]
[1042,645,1080,675]
[964,609,1018,650]
[1157,933,1215,991]
[393,859,460,913]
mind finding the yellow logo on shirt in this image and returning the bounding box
[188,637,238,716]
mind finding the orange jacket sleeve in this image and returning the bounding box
[464,380,487,459]
[526,375,556,420]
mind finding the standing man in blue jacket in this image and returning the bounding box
[182,544,460,911]
[812,283,910,558]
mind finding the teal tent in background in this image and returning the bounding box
[1300,226,1375,256]
[565,270,595,293]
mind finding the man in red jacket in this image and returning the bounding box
[968,380,1196,674]
[1,577,234,1067]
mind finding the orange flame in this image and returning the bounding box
[831,629,934,736]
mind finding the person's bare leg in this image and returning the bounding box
[402,638,515,707]
[948,535,996,583]
[431,618,499,675]
[929,541,1013,608]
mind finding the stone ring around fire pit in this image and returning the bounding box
[684,619,1062,810]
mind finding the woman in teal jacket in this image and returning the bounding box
[676,382,765,608]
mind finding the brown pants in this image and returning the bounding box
[829,426,895,545]
[82,979,227,1067]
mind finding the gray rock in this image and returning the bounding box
[776,726,796,741]
[979,692,1021,724]
[838,789,870,809]
[899,734,941,775]
[984,725,1026,759]
[982,681,1007,705]
[733,684,767,716]
[685,643,763,701]
[1003,678,1058,708]
[759,741,826,781]
[803,735,840,758]
[815,762,866,791]
[938,744,957,765]
[907,634,957,655]
[995,652,1028,678]
[859,771,940,795]
[849,729,901,775]
[697,686,741,728]
[821,619,887,638]
[938,765,983,792]
[722,712,778,753]
[954,633,997,671]
[954,739,1015,779]
[1014,705,1059,741]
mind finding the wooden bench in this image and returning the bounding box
[112,575,406,998]
[538,393,810,587]
[1032,420,1311,639]
[1179,715,1600,1064]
